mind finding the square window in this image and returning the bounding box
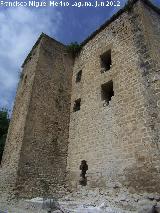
[73,98,81,112]
[100,50,112,72]
[76,70,82,83]
[101,80,114,105]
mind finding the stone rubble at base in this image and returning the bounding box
[0,187,160,213]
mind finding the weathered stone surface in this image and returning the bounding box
[0,0,160,204]
[1,187,158,213]
[67,0,160,194]
[0,35,73,198]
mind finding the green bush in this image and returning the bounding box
[66,42,82,57]
[0,109,10,163]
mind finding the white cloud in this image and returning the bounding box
[0,6,62,109]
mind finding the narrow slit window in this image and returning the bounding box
[73,98,81,112]
[76,70,82,83]
[101,80,114,105]
[100,49,112,72]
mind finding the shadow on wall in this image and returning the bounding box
[79,160,88,186]
[123,162,160,193]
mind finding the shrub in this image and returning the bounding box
[66,42,82,57]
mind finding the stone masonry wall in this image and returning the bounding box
[0,42,41,198]
[119,1,160,193]
[141,1,160,154]
[67,1,160,194]
[15,35,73,198]
[1,0,160,200]
[0,35,73,199]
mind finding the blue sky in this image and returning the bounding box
[0,0,160,111]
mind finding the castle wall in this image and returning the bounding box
[15,36,73,198]
[1,35,73,198]
[67,1,160,193]
[0,42,40,197]
[133,0,160,190]
[1,0,160,200]
[141,1,160,146]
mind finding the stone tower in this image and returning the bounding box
[0,0,160,199]
[67,0,160,194]
[0,34,73,198]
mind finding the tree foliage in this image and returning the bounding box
[66,42,82,57]
[0,109,10,164]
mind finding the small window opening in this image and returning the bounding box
[73,98,81,112]
[100,49,112,72]
[101,80,114,105]
[76,70,82,83]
